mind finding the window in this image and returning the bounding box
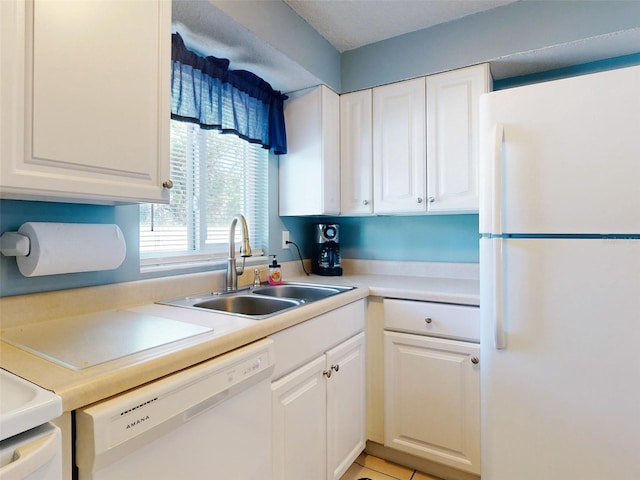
[140,120,268,269]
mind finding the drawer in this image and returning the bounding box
[383,298,479,342]
[269,299,366,380]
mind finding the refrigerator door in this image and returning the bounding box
[479,65,640,235]
[480,237,640,479]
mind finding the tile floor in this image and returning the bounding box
[340,453,442,480]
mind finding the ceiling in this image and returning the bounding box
[283,0,518,52]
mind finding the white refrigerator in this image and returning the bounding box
[479,65,640,479]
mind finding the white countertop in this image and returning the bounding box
[0,262,478,411]
[321,273,479,305]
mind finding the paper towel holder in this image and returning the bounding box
[1,222,127,277]
[0,232,30,257]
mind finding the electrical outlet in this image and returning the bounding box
[282,231,290,249]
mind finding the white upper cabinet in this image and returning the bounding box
[279,85,340,216]
[279,65,490,217]
[340,89,373,215]
[426,64,491,213]
[0,0,172,204]
[373,77,427,214]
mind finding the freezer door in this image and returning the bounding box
[480,238,640,479]
[479,65,640,235]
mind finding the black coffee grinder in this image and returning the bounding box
[313,223,342,276]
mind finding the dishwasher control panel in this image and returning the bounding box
[76,340,275,456]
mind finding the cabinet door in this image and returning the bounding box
[0,0,171,204]
[272,355,327,480]
[373,78,426,214]
[426,64,491,213]
[384,331,480,475]
[340,90,373,215]
[326,333,366,480]
[279,85,340,216]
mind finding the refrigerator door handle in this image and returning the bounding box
[493,238,506,349]
[492,124,505,235]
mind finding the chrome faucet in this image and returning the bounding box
[226,214,252,292]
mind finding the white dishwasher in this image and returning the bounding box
[75,339,274,480]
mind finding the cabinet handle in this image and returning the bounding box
[417,197,424,204]
[471,357,479,365]
[323,364,340,378]
[362,199,369,206]
[424,317,432,324]
[428,196,435,203]
[162,180,174,189]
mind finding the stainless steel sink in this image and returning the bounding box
[253,284,351,301]
[193,295,300,316]
[159,292,302,319]
[158,282,354,319]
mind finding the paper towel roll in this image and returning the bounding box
[16,222,127,277]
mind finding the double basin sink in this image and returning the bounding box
[159,282,355,319]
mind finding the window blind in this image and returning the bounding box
[140,120,268,266]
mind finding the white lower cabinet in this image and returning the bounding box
[326,333,367,479]
[272,355,328,479]
[272,331,366,480]
[383,299,480,475]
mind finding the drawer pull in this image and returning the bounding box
[424,318,433,324]
[323,369,332,378]
[471,356,479,365]
[331,364,340,373]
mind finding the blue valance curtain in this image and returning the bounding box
[171,33,288,155]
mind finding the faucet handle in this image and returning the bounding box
[253,268,262,288]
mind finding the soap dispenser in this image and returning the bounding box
[268,255,282,285]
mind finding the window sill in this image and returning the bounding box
[140,251,266,275]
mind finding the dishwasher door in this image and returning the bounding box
[75,339,274,480]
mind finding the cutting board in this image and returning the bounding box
[1,310,212,370]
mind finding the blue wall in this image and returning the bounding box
[0,201,135,296]
[211,0,341,92]
[493,52,640,90]
[321,215,479,263]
